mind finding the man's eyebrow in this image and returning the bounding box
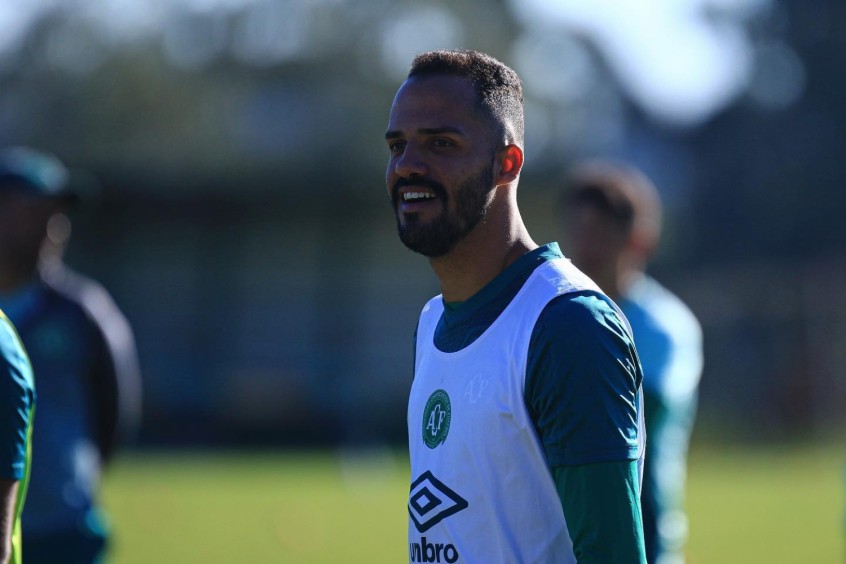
[384,126,464,140]
[419,127,464,136]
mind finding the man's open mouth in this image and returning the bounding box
[403,192,438,202]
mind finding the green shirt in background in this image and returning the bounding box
[0,311,35,564]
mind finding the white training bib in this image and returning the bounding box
[407,258,611,564]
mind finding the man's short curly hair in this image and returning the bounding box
[408,50,525,147]
[565,159,663,244]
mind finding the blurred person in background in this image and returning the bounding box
[563,159,703,564]
[0,147,142,563]
[387,50,646,562]
[0,310,35,564]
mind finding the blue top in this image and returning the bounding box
[619,274,702,404]
[0,264,141,539]
[0,312,34,481]
[618,273,703,563]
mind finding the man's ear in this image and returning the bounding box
[495,145,524,186]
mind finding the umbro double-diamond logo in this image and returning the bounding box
[408,470,468,533]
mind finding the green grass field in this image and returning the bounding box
[100,441,844,563]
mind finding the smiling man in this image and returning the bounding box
[385,50,647,563]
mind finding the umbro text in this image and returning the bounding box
[409,536,459,563]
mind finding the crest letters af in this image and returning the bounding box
[422,389,451,448]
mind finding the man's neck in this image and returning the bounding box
[430,212,537,303]
[614,254,648,301]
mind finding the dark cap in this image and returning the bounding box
[0,146,76,200]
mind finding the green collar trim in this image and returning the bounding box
[442,242,564,320]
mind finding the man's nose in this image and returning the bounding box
[394,145,428,178]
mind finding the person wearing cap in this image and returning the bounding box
[0,147,142,563]
[0,309,35,564]
[563,159,704,564]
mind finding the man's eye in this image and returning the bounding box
[432,138,453,148]
[388,141,405,154]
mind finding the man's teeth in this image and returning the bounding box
[403,192,437,202]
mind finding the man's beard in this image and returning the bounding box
[391,164,494,258]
